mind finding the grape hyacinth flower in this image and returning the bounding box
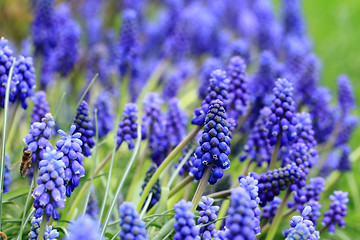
[31,91,50,124]
[118,9,140,77]
[337,74,355,115]
[266,78,297,146]
[295,112,317,157]
[73,101,95,157]
[117,103,138,149]
[255,162,306,207]
[0,37,17,107]
[322,190,349,234]
[93,91,114,139]
[3,154,11,193]
[52,4,81,76]
[141,164,161,210]
[288,177,325,213]
[296,53,319,104]
[282,0,306,38]
[23,113,55,164]
[176,139,197,176]
[261,197,281,223]
[283,142,312,174]
[32,148,66,220]
[197,196,219,239]
[303,200,322,225]
[226,39,251,64]
[174,200,200,240]
[56,125,85,197]
[119,202,147,240]
[166,98,187,149]
[198,58,222,99]
[239,176,261,234]
[192,70,230,126]
[225,187,257,239]
[335,115,358,147]
[226,56,249,120]
[336,145,351,172]
[29,216,59,240]
[13,55,36,109]
[240,107,272,167]
[32,0,58,57]
[284,206,320,240]
[191,100,231,184]
[66,214,103,240]
[284,36,308,81]
[252,51,276,98]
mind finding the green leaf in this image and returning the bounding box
[3,186,29,201]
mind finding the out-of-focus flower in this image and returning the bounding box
[3,155,11,193]
[93,91,114,139]
[117,103,139,149]
[166,98,187,149]
[66,214,103,240]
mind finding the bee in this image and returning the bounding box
[20,149,32,177]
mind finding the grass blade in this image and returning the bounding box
[0,58,16,230]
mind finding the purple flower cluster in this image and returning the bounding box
[29,216,59,240]
[141,164,161,210]
[119,202,147,240]
[284,206,320,240]
[66,214,103,240]
[261,197,281,223]
[322,190,349,234]
[198,58,222,99]
[192,70,230,126]
[3,154,11,193]
[166,98,187,149]
[23,113,55,165]
[197,196,219,239]
[173,200,200,240]
[225,187,257,239]
[117,103,139,149]
[294,112,317,157]
[31,91,50,124]
[56,125,84,197]
[266,78,297,146]
[191,100,231,184]
[0,37,17,107]
[93,91,114,139]
[226,56,249,120]
[337,75,355,115]
[32,148,66,220]
[73,101,95,157]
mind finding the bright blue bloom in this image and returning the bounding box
[73,101,95,157]
[191,100,231,185]
[166,98,187,149]
[13,55,36,109]
[284,206,320,240]
[31,91,50,124]
[56,125,84,197]
[255,162,306,207]
[214,229,228,240]
[227,56,249,120]
[117,103,138,149]
[192,70,230,126]
[93,91,114,139]
[266,78,297,146]
[288,177,325,214]
[335,115,358,147]
[282,0,306,38]
[197,196,219,239]
[225,187,257,240]
[119,202,147,240]
[283,143,313,174]
[261,197,281,223]
[337,74,356,115]
[32,148,66,220]
[322,191,349,233]
[240,107,272,167]
[239,176,261,234]
[295,112,317,156]
[29,216,59,240]
[0,37,17,107]
[32,0,58,57]
[303,200,322,225]
[118,9,140,77]
[66,214,103,240]
[174,200,200,240]
[141,164,161,210]
[23,113,55,164]
[198,58,222,99]
[52,3,81,77]
[3,154,11,193]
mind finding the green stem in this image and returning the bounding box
[100,125,142,236]
[264,189,291,240]
[207,189,231,199]
[190,165,212,212]
[82,109,99,216]
[346,171,360,212]
[215,199,229,229]
[151,219,175,240]
[136,126,202,212]
[37,213,48,240]
[0,59,15,231]
[169,175,194,198]
[269,134,282,170]
[17,177,35,240]
[140,192,153,219]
